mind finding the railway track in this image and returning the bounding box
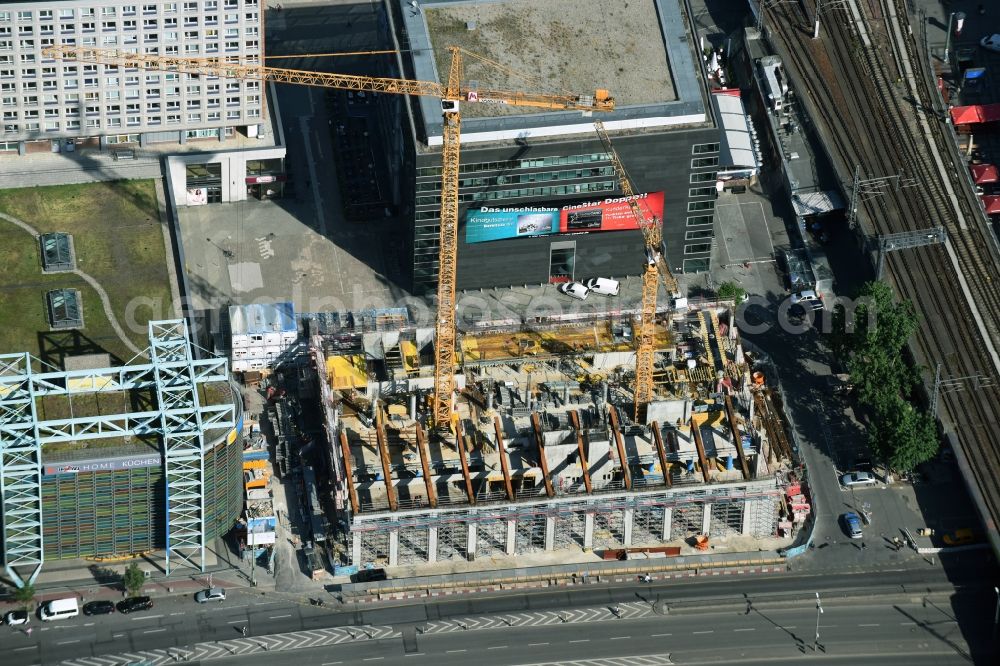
[765,1,1000,542]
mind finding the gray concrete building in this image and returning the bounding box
[384,0,721,294]
[0,0,263,155]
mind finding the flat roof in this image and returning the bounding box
[424,0,676,119]
[402,0,709,146]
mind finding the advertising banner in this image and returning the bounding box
[465,192,664,243]
[43,453,162,477]
[247,516,277,546]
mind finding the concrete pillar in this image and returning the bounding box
[623,507,634,546]
[388,529,399,567]
[505,520,516,556]
[702,504,712,535]
[662,507,672,541]
[544,516,556,551]
[351,531,362,566]
[467,522,477,561]
[583,513,595,550]
[178,130,187,145]
[742,501,755,536]
[428,526,438,563]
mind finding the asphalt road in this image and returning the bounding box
[7,565,997,665]
[212,596,992,665]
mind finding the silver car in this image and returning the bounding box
[840,471,877,488]
[194,587,226,603]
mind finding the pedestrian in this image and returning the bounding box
[242,626,248,637]
[25,627,32,637]
[861,541,867,550]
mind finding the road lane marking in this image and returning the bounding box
[83,622,94,626]
[269,614,292,619]
[447,649,467,653]
[228,620,246,624]
[143,628,167,633]
[363,659,384,662]
[130,614,163,621]
[113,634,124,638]
[610,636,630,640]
[487,646,508,649]
[693,630,714,635]
[651,633,672,637]
[404,654,425,658]
[170,612,185,616]
[323,662,342,665]
[859,623,880,627]
[900,622,916,626]
[58,640,80,645]
[569,639,589,643]
[14,647,34,652]
[734,628,756,632]
[529,643,549,647]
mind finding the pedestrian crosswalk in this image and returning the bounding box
[58,624,399,666]
[514,655,673,666]
[420,601,655,634]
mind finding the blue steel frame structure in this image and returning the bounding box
[0,319,234,587]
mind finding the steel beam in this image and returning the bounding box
[724,394,752,480]
[690,416,712,485]
[569,410,593,494]
[454,419,476,505]
[374,408,397,512]
[650,421,672,488]
[338,430,360,515]
[492,415,515,501]
[530,412,556,497]
[415,423,437,508]
[609,406,632,490]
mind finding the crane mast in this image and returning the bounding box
[592,121,678,421]
[41,44,614,428]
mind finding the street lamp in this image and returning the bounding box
[993,586,999,636]
[944,12,966,65]
[814,592,824,652]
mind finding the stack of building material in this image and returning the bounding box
[786,482,811,524]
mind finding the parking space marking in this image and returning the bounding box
[130,614,163,621]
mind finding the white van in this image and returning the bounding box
[584,277,620,296]
[40,597,79,621]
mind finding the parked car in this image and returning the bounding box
[840,471,877,488]
[841,512,864,539]
[981,34,1000,53]
[351,568,387,584]
[790,290,823,311]
[194,587,227,603]
[116,596,153,614]
[584,277,620,296]
[3,610,29,626]
[557,282,590,301]
[942,528,981,546]
[82,600,116,616]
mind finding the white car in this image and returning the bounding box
[3,610,29,626]
[584,277,620,296]
[981,34,1000,53]
[558,282,590,301]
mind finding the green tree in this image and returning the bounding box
[716,281,746,302]
[12,583,35,611]
[868,397,939,473]
[837,281,921,404]
[123,562,145,596]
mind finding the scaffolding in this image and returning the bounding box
[476,519,507,558]
[0,320,234,585]
[709,501,743,538]
[632,505,666,545]
[397,526,430,564]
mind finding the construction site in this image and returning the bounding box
[264,298,805,574]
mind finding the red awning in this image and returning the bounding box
[971,164,1000,184]
[982,195,1000,215]
[951,103,1000,125]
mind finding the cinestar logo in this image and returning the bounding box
[561,192,649,211]
[479,206,557,213]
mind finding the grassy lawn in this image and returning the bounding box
[0,180,174,364]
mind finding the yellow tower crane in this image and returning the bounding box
[41,45,614,430]
[592,120,678,422]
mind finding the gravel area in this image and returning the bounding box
[424,0,676,118]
